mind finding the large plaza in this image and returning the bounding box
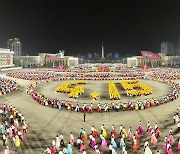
[0,66,179,154]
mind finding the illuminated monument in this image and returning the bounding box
[101,42,105,59]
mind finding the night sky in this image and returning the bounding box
[0,1,180,57]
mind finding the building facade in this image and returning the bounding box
[161,42,174,56]
[127,54,180,68]
[0,48,14,68]
[14,55,40,68]
[14,52,78,68]
[44,54,78,67]
[7,38,22,56]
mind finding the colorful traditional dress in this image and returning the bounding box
[144,146,152,154]
[101,137,107,147]
[119,137,126,149]
[70,133,74,145]
[67,144,73,154]
[102,129,108,138]
[15,136,20,147]
[138,123,144,134]
[79,143,86,152]
[150,133,157,144]
[111,137,117,148]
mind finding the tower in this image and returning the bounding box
[102,42,104,58]
[7,38,22,56]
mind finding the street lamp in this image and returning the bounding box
[20,59,23,68]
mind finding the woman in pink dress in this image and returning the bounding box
[89,135,96,148]
[128,127,133,140]
[4,146,10,154]
[79,142,86,152]
[155,127,161,138]
[69,132,74,145]
[163,136,168,151]
[168,134,174,143]
[8,128,13,139]
[148,126,153,135]
[178,138,180,151]
[150,132,157,144]
[137,121,144,134]
[13,124,18,134]
[20,129,24,141]
[167,145,173,154]
[101,136,107,147]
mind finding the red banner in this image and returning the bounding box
[141,51,160,59]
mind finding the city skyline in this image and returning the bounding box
[0,1,180,56]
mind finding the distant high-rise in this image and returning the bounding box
[7,38,22,56]
[161,42,174,56]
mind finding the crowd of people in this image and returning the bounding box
[151,68,180,80]
[43,106,180,153]
[55,81,86,99]
[120,80,152,96]
[90,92,100,100]
[6,70,146,81]
[109,81,121,100]
[0,102,28,154]
[0,78,18,96]
[6,71,59,81]
[26,75,180,113]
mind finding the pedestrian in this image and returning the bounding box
[173,115,176,124]
[83,112,86,122]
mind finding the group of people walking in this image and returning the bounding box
[43,115,180,154]
[0,102,28,154]
[0,78,18,96]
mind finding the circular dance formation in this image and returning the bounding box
[1,67,180,153]
[26,75,180,113]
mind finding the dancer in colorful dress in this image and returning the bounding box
[168,128,174,143]
[155,127,161,138]
[144,145,152,154]
[132,135,138,151]
[119,136,126,150]
[111,124,117,138]
[67,143,73,154]
[15,135,20,147]
[112,148,117,154]
[178,138,180,151]
[102,127,108,138]
[79,142,86,152]
[100,135,107,147]
[111,136,117,148]
[138,121,144,134]
[69,132,74,145]
[89,135,96,148]
[4,146,10,154]
[91,126,99,138]
[150,132,157,144]
[122,127,128,138]
[82,129,88,141]
[55,135,60,149]
[128,127,133,140]
[135,130,140,140]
